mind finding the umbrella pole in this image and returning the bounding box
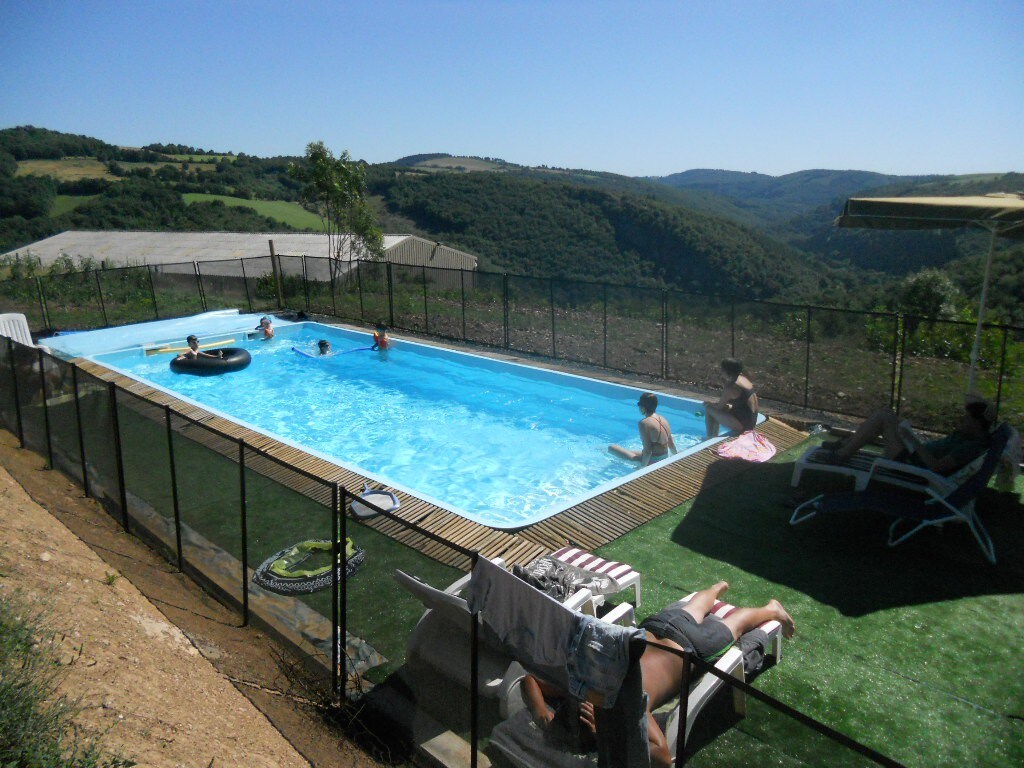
[967,227,998,393]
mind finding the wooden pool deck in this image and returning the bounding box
[77,359,807,569]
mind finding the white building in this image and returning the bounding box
[1,231,478,272]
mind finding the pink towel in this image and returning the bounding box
[716,431,777,462]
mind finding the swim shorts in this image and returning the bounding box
[639,603,735,661]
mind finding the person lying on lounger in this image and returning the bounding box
[524,582,795,768]
[522,674,598,752]
[820,397,995,475]
[638,582,795,767]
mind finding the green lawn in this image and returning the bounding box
[597,438,1024,767]
[34,382,1023,765]
[51,194,98,216]
[182,193,326,230]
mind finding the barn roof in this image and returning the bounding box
[0,231,414,267]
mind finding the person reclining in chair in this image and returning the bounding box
[639,582,795,767]
[821,396,995,475]
[523,582,796,768]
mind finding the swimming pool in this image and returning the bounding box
[43,311,735,528]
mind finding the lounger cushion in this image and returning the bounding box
[550,547,639,591]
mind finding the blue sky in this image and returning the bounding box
[1,0,1021,177]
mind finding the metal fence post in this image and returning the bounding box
[662,289,668,379]
[238,439,249,627]
[889,313,900,411]
[8,338,24,447]
[503,273,510,350]
[730,298,736,358]
[329,257,339,318]
[37,347,53,468]
[460,269,467,340]
[550,279,556,359]
[36,276,50,331]
[194,262,207,312]
[340,483,349,701]
[70,364,90,497]
[302,255,311,313]
[240,258,253,314]
[94,270,109,327]
[994,327,1008,416]
[107,382,129,531]
[676,651,692,766]
[148,265,159,319]
[270,241,284,310]
[422,265,430,334]
[470,605,480,768]
[332,484,341,700]
[386,262,395,329]
[166,406,183,571]
[357,261,365,322]
[602,283,608,368]
[804,306,812,408]
[894,316,908,417]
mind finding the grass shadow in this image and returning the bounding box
[672,458,1024,617]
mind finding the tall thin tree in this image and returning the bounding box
[291,141,384,283]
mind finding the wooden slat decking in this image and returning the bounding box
[76,359,807,569]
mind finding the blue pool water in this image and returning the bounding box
[45,312,727,528]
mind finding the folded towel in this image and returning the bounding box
[716,431,777,462]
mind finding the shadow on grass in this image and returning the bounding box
[673,459,1024,617]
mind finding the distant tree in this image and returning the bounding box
[897,269,964,319]
[290,141,383,280]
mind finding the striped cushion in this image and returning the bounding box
[551,546,638,586]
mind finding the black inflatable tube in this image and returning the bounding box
[170,347,251,376]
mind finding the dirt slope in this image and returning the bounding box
[0,430,384,768]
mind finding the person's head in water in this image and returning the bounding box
[638,392,658,417]
[720,358,744,382]
[186,334,199,349]
[317,339,331,355]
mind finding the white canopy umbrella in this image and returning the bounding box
[835,193,1024,392]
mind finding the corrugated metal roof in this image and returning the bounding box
[0,231,415,267]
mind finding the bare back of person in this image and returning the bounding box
[641,414,672,456]
[639,635,689,709]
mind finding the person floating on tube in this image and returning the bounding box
[176,334,223,361]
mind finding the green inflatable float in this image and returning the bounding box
[252,538,365,595]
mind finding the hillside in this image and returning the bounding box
[370,168,828,298]
[653,168,938,226]
[650,166,1024,323]
[2,127,838,302]
[2,127,1021,321]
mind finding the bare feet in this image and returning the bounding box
[713,580,730,597]
[770,599,796,638]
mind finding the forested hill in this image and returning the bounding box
[370,168,827,298]
[653,168,939,227]
[1,126,841,303]
[3,127,1021,320]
